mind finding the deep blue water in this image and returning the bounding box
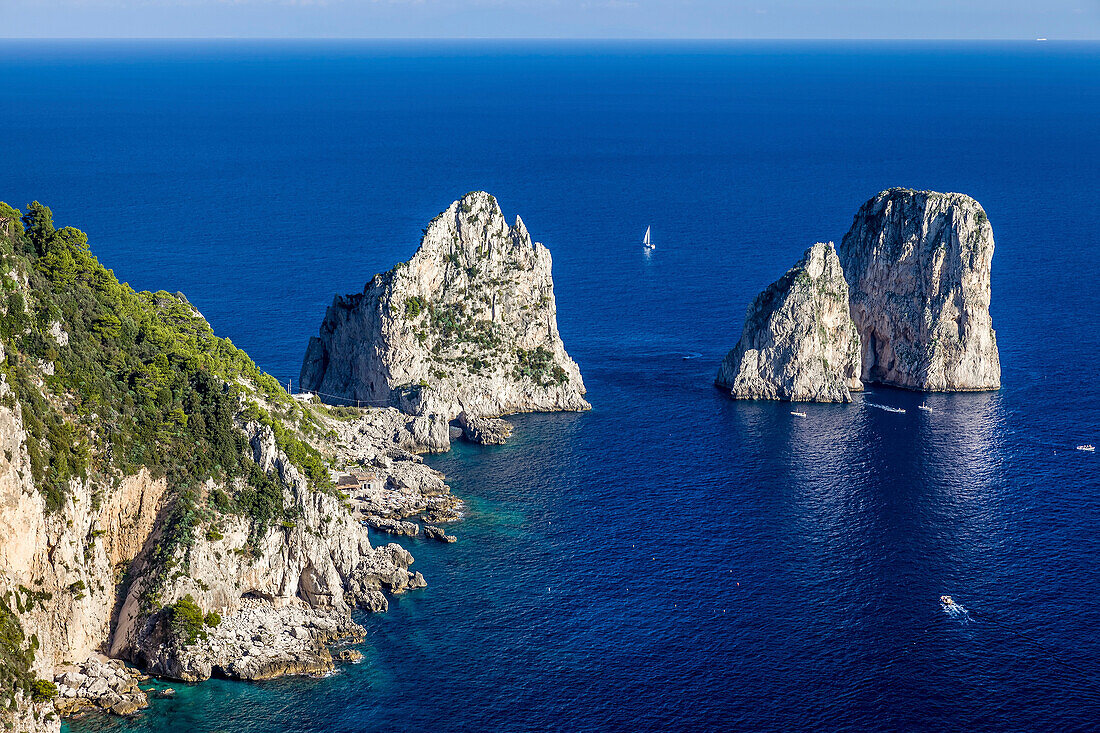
[1,40,1098,731]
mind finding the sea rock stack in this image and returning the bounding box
[716,188,1000,402]
[716,242,862,402]
[838,188,1000,391]
[300,192,588,444]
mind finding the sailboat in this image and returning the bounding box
[643,226,654,250]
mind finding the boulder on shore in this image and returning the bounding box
[458,412,513,445]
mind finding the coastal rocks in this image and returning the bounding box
[423,525,457,544]
[53,658,148,718]
[421,505,462,524]
[132,599,364,682]
[365,515,420,537]
[318,406,464,522]
[457,412,513,445]
[350,589,389,613]
[838,188,1000,391]
[300,191,589,446]
[110,422,427,681]
[716,242,862,402]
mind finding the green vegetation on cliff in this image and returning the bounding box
[0,595,53,711]
[0,202,337,606]
[166,594,207,647]
[514,346,568,386]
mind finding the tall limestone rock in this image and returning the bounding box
[300,192,589,442]
[716,242,862,402]
[838,188,1000,391]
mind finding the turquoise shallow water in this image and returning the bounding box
[0,39,1097,731]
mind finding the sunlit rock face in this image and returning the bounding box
[300,192,588,448]
[838,188,1000,392]
[716,242,863,403]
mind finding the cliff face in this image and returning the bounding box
[300,192,588,444]
[0,202,456,731]
[715,189,1000,403]
[716,242,862,402]
[0,418,167,679]
[109,422,426,683]
[0,374,166,733]
[838,188,1000,391]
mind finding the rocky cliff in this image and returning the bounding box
[300,192,588,447]
[0,202,456,731]
[108,421,427,683]
[0,375,168,733]
[716,242,862,402]
[838,188,1000,391]
[715,189,1000,402]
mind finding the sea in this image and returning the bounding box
[0,40,1097,731]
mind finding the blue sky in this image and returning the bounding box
[2,0,1097,39]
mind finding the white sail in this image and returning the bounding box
[643,226,652,248]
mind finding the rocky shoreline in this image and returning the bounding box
[0,193,594,733]
[54,658,149,718]
[53,599,376,721]
[137,598,376,682]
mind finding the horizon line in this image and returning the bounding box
[0,36,1093,42]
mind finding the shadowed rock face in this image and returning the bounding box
[716,242,863,402]
[300,191,588,435]
[838,188,1000,391]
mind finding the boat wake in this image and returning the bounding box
[938,597,1100,699]
[941,597,973,623]
[682,352,702,360]
[867,402,907,414]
